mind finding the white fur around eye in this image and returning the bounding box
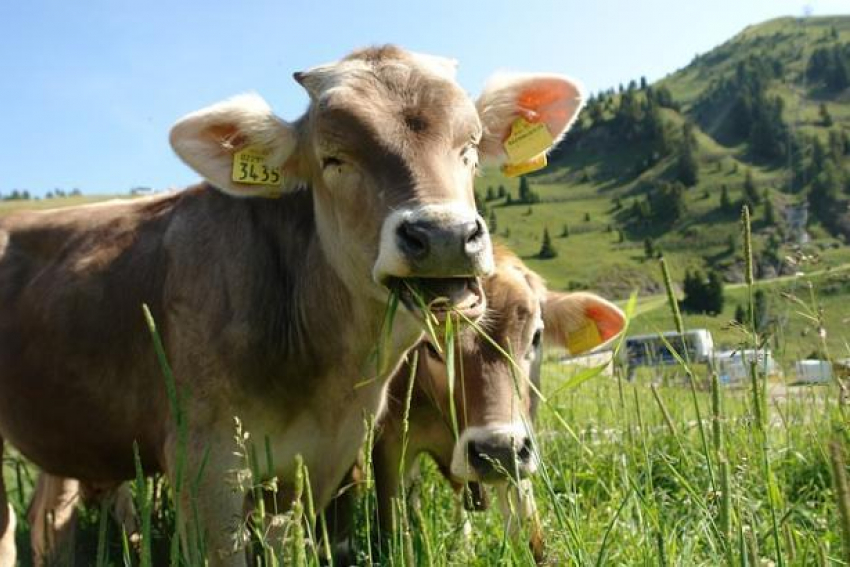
[524,319,544,361]
[462,145,479,168]
[321,160,360,187]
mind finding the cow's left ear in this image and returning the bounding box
[170,94,300,197]
[542,292,626,355]
[476,73,584,163]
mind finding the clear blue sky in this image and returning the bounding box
[2,0,849,195]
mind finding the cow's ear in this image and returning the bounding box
[476,73,584,163]
[170,94,299,197]
[542,292,625,355]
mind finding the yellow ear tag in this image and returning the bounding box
[566,320,603,355]
[503,117,554,164]
[231,145,284,197]
[502,153,547,178]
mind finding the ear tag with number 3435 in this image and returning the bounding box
[231,145,284,197]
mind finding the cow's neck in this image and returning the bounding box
[210,187,421,395]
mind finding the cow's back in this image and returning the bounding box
[0,194,181,480]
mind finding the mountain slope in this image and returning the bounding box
[476,15,850,299]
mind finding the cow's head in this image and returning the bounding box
[169,46,583,320]
[411,250,625,483]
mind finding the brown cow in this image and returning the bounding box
[0,46,584,565]
[328,247,625,561]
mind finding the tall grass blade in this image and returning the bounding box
[133,441,153,567]
[829,438,850,565]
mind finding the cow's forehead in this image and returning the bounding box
[302,46,459,94]
[479,249,546,341]
[487,269,538,318]
[304,48,480,143]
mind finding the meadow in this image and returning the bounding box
[1,195,848,566]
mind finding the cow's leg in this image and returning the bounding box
[78,482,140,548]
[28,473,81,567]
[107,484,140,545]
[496,479,545,563]
[166,431,248,567]
[0,439,15,567]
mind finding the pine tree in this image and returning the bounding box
[560,224,570,238]
[644,237,656,259]
[640,76,648,90]
[518,176,530,203]
[682,269,705,313]
[517,176,538,204]
[706,270,725,315]
[677,142,699,186]
[631,199,643,221]
[742,170,760,209]
[764,196,776,226]
[497,184,506,199]
[488,210,497,233]
[734,303,747,325]
[584,212,591,222]
[683,270,697,309]
[538,228,557,259]
[720,184,732,213]
[486,186,495,201]
[819,103,833,127]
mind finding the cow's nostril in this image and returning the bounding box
[464,218,486,255]
[465,219,482,243]
[396,220,430,260]
[517,437,533,463]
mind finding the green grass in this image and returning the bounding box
[4,354,847,565]
[0,195,127,215]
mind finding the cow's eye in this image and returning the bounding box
[461,143,478,168]
[321,156,344,169]
[424,341,443,361]
[531,329,542,349]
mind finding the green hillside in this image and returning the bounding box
[476,15,850,303]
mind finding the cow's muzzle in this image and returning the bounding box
[373,204,493,320]
[450,424,538,483]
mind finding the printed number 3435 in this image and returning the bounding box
[238,162,280,184]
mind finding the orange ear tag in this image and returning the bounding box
[501,117,555,177]
[231,145,284,198]
[566,320,603,354]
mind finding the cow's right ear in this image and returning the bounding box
[475,73,584,164]
[542,291,626,355]
[169,94,299,197]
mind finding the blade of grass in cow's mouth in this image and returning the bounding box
[387,276,485,320]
